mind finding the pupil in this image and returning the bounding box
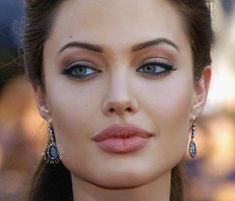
[146,65,154,72]
[74,67,86,75]
[78,68,85,73]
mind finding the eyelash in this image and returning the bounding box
[62,62,176,80]
[62,63,101,79]
[136,62,176,77]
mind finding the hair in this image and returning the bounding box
[22,1,214,201]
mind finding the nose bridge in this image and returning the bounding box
[109,69,129,100]
[102,68,138,116]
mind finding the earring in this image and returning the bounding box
[45,123,60,162]
[189,121,197,158]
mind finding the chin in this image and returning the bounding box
[85,168,159,189]
[91,176,150,190]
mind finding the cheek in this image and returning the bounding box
[138,74,194,155]
[45,77,103,141]
[139,75,193,119]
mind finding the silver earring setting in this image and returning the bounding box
[47,125,60,161]
[189,122,197,158]
[42,123,61,164]
[42,122,64,164]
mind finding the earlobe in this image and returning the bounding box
[191,66,212,119]
[32,85,51,121]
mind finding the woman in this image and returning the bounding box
[22,0,214,201]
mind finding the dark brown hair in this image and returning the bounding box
[22,1,214,201]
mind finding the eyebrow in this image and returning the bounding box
[58,41,104,55]
[132,38,180,52]
[57,38,180,55]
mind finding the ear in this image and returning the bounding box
[32,84,51,122]
[191,66,212,120]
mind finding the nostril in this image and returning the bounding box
[126,107,132,113]
[109,108,115,113]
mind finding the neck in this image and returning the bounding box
[71,172,171,201]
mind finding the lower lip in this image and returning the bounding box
[95,136,151,153]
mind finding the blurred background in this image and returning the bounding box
[0,0,234,201]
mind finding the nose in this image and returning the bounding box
[102,75,139,116]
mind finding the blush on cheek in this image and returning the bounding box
[148,80,193,141]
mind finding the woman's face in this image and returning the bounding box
[37,0,210,188]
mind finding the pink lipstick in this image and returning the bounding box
[93,124,153,154]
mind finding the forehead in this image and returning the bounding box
[46,0,190,54]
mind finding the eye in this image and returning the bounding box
[62,62,101,79]
[137,62,176,77]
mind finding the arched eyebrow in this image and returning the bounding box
[57,38,180,55]
[132,38,180,52]
[57,41,104,55]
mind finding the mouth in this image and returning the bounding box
[92,124,154,154]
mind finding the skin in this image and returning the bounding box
[34,0,211,200]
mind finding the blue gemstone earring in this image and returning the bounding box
[46,124,60,162]
[189,122,197,158]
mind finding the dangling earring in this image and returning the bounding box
[189,121,197,158]
[44,123,60,163]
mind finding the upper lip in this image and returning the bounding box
[93,124,154,142]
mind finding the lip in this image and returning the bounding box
[93,124,153,154]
